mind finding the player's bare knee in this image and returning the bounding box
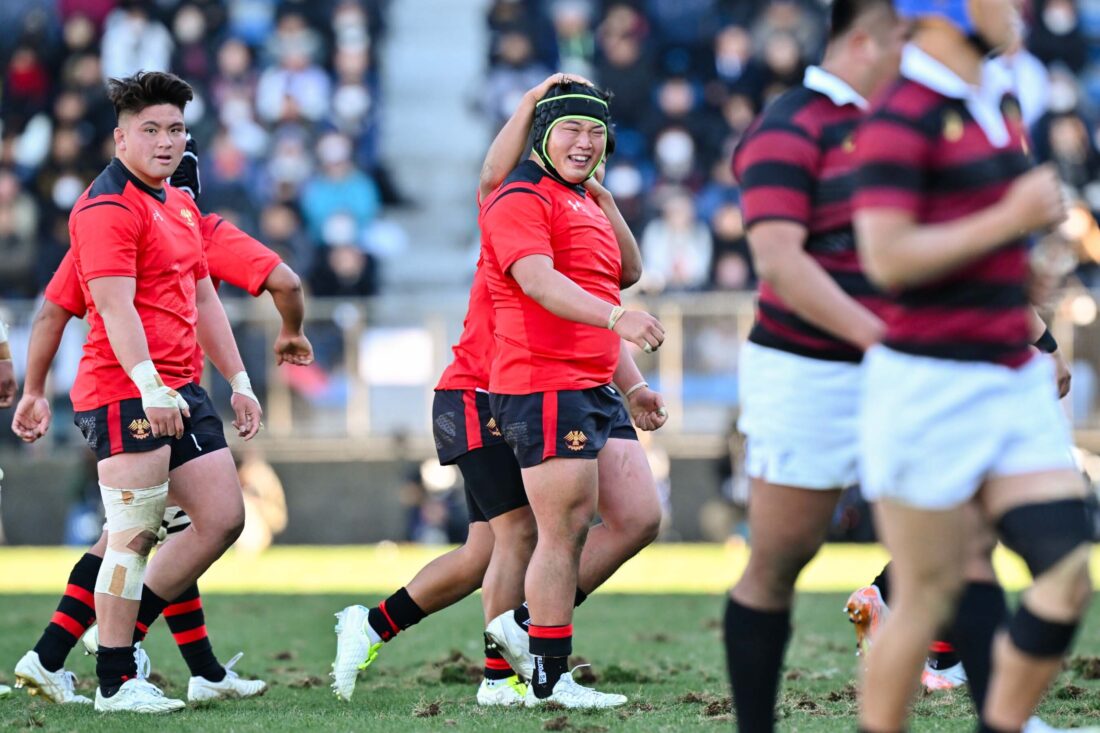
[1029,545,1092,620]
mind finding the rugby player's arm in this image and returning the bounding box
[261,264,314,365]
[195,275,247,381]
[10,301,72,440]
[1029,308,1071,397]
[88,277,155,373]
[510,255,617,327]
[854,207,1032,291]
[749,222,883,351]
[585,175,642,288]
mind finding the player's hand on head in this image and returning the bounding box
[629,387,668,431]
[11,394,51,442]
[527,73,595,102]
[612,310,665,354]
[1006,164,1067,233]
[231,392,263,440]
[273,331,315,366]
[170,133,201,202]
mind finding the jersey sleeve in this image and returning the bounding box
[70,198,143,280]
[201,214,282,296]
[733,118,820,229]
[481,185,553,274]
[43,250,87,317]
[852,108,932,216]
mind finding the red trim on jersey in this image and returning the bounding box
[484,657,513,671]
[463,390,483,451]
[528,624,573,639]
[541,392,558,461]
[164,598,203,617]
[172,626,208,645]
[65,583,95,609]
[50,611,88,638]
[107,402,123,455]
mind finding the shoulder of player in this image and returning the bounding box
[482,164,554,216]
[866,79,943,136]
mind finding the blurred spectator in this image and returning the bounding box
[0,169,37,297]
[550,0,596,77]
[1029,0,1089,73]
[236,447,288,555]
[308,213,379,298]
[259,203,312,273]
[595,5,654,131]
[256,13,332,124]
[483,30,551,129]
[300,132,380,243]
[100,3,174,80]
[639,188,713,292]
[1,45,50,135]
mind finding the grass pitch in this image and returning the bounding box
[0,546,1099,731]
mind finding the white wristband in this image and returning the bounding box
[229,371,259,404]
[624,381,649,398]
[129,360,164,395]
[608,305,626,330]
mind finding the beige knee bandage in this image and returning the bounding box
[95,481,169,600]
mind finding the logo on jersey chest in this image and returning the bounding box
[180,208,195,226]
[568,199,584,212]
[152,209,165,223]
[942,110,964,143]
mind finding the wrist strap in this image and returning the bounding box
[624,381,648,398]
[1034,328,1058,354]
[129,360,164,395]
[607,305,626,330]
[230,371,253,394]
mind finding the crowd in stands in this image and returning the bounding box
[485,0,1100,292]
[0,0,392,302]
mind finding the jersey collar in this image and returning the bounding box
[803,66,868,110]
[111,158,167,203]
[900,43,1013,147]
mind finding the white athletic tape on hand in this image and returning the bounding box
[96,481,169,600]
[229,371,259,405]
[130,360,189,412]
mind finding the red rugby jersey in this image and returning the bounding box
[69,158,208,410]
[436,258,495,391]
[733,68,886,362]
[480,160,622,394]
[853,74,1032,367]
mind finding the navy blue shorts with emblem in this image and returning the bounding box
[490,384,638,469]
[433,389,527,522]
[73,383,227,470]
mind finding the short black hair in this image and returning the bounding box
[106,71,193,119]
[829,0,895,40]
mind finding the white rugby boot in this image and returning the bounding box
[476,674,527,706]
[523,667,627,709]
[0,683,10,697]
[13,651,92,704]
[485,611,533,681]
[94,678,185,713]
[187,652,267,701]
[80,626,152,681]
[331,605,383,702]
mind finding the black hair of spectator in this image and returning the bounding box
[106,71,193,119]
[828,0,894,40]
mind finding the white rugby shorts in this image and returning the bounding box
[860,346,1075,510]
[737,341,863,490]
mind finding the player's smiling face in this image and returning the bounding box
[115,103,187,188]
[546,118,606,184]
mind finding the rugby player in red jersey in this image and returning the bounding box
[56,71,261,713]
[478,80,664,709]
[723,2,902,728]
[331,74,668,707]
[11,144,309,704]
[852,2,1089,730]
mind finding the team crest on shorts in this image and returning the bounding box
[486,417,502,437]
[129,418,152,440]
[564,430,588,451]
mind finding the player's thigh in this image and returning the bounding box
[746,478,842,564]
[873,499,967,602]
[979,469,1087,521]
[521,458,598,525]
[98,445,171,489]
[167,447,244,526]
[596,437,660,529]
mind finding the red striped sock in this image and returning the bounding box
[483,635,514,680]
[33,553,100,672]
[164,584,224,681]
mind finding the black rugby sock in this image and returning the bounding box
[724,595,791,733]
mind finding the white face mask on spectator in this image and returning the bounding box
[1043,4,1078,35]
[52,175,85,209]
